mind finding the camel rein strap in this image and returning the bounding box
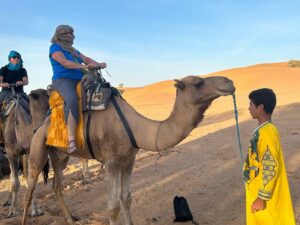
[86,86,97,159]
[85,92,138,159]
[110,96,138,149]
[232,93,245,185]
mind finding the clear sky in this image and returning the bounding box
[0,0,299,91]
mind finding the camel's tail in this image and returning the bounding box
[42,159,49,185]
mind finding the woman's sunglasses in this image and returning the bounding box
[61,31,73,35]
[11,56,20,59]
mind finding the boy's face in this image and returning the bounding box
[248,100,263,119]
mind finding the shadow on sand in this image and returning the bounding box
[0,103,299,225]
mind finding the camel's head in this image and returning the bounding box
[28,89,50,113]
[174,76,235,106]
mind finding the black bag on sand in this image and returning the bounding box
[173,196,199,225]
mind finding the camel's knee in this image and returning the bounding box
[108,205,121,221]
[28,153,48,174]
[121,192,132,208]
[10,178,20,192]
[108,197,121,219]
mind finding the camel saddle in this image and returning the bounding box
[1,94,30,118]
[0,94,30,144]
[46,73,115,150]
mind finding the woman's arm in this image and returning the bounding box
[15,76,29,87]
[79,53,107,69]
[22,76,29,85]
[0,75,9,88]
[52,51,90,70]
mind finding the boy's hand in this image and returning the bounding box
[251,197,266,213]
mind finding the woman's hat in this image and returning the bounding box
[8,50,22,60]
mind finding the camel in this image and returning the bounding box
[22,75,235,225]
[1,88,49,217]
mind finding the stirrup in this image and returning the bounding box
[68,140,77,153]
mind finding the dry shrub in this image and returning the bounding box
[288,60,300,68]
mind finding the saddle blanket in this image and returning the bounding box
[46,83,85,149]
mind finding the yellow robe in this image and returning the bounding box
[244,122,295,225]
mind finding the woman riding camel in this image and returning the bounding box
[49,24,106,153]
[0,50,29,104]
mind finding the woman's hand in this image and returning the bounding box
[84,62,107,70]
[82,64,91,70]
[89,62,107,69]
[1,82,10,88]
[16,81,24,86]
[98,62,107,69]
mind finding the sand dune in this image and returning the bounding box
[0,62,299,225]
[124,62,300,120]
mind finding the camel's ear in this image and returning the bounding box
[174,79,185,90]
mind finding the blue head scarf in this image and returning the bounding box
[7,50,23,71]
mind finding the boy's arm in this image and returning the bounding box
[257,130,280,201]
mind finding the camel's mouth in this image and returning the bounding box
[216,86,236,96]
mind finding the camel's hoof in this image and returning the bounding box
[31,208,44,217]
[66,218,75,225]
[81,178,91,184]
[109,221,119,225]
[7,209,20,218]
[67,215,79,224]
[71,215,80,221]
[3,200,11,207]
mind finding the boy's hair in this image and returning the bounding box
[249,88,276,114]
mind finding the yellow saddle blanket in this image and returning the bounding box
[46,83,85,149]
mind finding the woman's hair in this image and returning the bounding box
[249,88,276,114]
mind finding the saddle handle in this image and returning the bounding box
[87,68,106,83]
[8,83,17,95]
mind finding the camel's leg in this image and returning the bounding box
[3,192,12,206]
[106,160,121,225]
[49,151,77,224]
[22,154,28,181]
[99,163,105,175]
[2,150,13,207]
[6,152,20,217]
[22,126,48,225]
[81,159,90,184]
[120,157,135,225]
[22,153,44,217]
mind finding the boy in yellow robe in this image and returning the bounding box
[244,88,295,225]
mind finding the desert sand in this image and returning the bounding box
[0,62,299,225]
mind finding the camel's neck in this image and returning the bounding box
[30,110,46,131]
[126,93,210,151]
[29,104,49,132]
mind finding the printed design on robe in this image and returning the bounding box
[244,130,260,182]
[262,146,277,187]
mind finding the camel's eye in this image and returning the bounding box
[194,79,204,89]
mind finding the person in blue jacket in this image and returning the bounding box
[49,24,106,153]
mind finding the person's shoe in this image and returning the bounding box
[68,139,77,153]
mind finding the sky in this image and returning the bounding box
[0,0,299,91]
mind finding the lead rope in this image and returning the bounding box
[232,93,245,184]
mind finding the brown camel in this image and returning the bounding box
[1,89,49,217]
[22,75,235,225]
